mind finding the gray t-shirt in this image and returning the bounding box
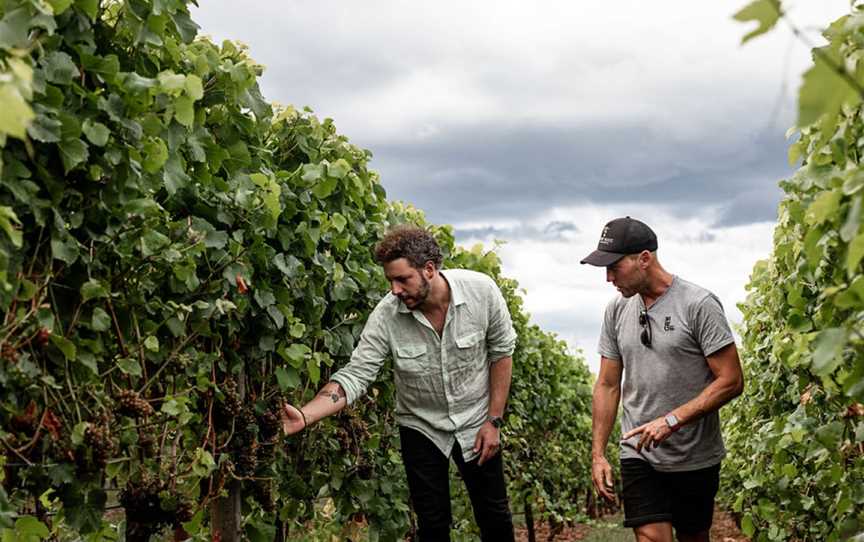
[598,276,735,472]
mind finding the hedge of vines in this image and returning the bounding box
[722,2,864,541]
[0,1,595,540]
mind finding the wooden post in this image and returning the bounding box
[211,367,244,542]
[586,487,596,519]
[524,493,535,542]
[210,478,241,542]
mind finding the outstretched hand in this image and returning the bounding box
[622,416,673,452]
[473,422,500,466]
[280,403,306,436]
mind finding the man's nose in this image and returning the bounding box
[606,269,614,283]
[391,282,402,296]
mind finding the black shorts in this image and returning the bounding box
[620,459,720,534]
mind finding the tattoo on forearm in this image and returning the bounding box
[317,384,346,403]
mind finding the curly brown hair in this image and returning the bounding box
[374,226,443,269]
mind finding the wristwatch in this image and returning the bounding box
[664,413,680,432]
[488,415,504,429]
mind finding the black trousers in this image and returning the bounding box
[399,426,515,542]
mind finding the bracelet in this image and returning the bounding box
[299,409,308,430]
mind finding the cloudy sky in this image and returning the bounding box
[193,1,847,372]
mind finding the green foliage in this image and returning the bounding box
[0,0,398,537]
[732,0,781,44]
[724,4,864,540]
[0,0,593,539]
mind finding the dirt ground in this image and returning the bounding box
[514,507,750,542]
[711,508,751,542]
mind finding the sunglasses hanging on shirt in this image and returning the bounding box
[639,309,652,347]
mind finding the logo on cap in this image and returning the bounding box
[599,226,613,245]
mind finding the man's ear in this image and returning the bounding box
[423,260,437,279]
[638,250,652,268]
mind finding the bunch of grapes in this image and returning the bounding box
[256,440,275,466]
[344,413,371,442]
[173,500,194,527]
[335,427,351,451]
[119,474,192,539]
[234,440,258,477]
[138,431,157,455]
[250,479,275,512]
[114,389,154,418]
[0,342,18,363]
[257,409,281,442]
[83,423,116,468]
[356,460,374,480]
[234,406,258,445]
[120,475,165,525]
[50,433,76,463]
[216,379,243,422]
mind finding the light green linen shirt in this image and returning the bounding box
[330,269,517,462]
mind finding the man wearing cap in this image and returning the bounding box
[581,217,744,542]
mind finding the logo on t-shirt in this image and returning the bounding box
[664,316,675,332]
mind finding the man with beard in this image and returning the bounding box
[581,217,744,542]
[281,225,517,541]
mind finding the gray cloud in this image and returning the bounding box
[190,1,815,235]
[372,119,793,227]
[714,185,784,227]
[455,220,579,242]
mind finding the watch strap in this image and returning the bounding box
[664,413,680,432]
[488,415,504,429]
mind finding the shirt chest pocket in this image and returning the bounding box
[394,343,429,374]
[453,330,484,365]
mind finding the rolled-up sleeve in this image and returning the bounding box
[485,280,517,363]
[330,306,390,405]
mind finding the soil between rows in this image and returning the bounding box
[513,507,749,542]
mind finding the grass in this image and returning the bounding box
[581,515,632,542]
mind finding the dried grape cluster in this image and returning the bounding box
[231,404,259,477]
[257,409,281,442]
[250,479,274,512]
[0,342,18,363]
[120,475,194,537]
[120,476,166,525]
[50,434,75,463]
[114,389,154,418]
[83,423,116,469]
[234,441,258,477]
[138,431,157,455]
[216,378,243,422]
[256,440,275,466]
[234,406,258,444]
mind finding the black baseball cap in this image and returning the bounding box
[580,217,658,267]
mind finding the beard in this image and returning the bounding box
[616,273,648,298]
[617,286,637,298]
[401,274,431,309]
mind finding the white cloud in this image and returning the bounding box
[193,0,849,143]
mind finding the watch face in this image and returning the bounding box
[489,416,504,428]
